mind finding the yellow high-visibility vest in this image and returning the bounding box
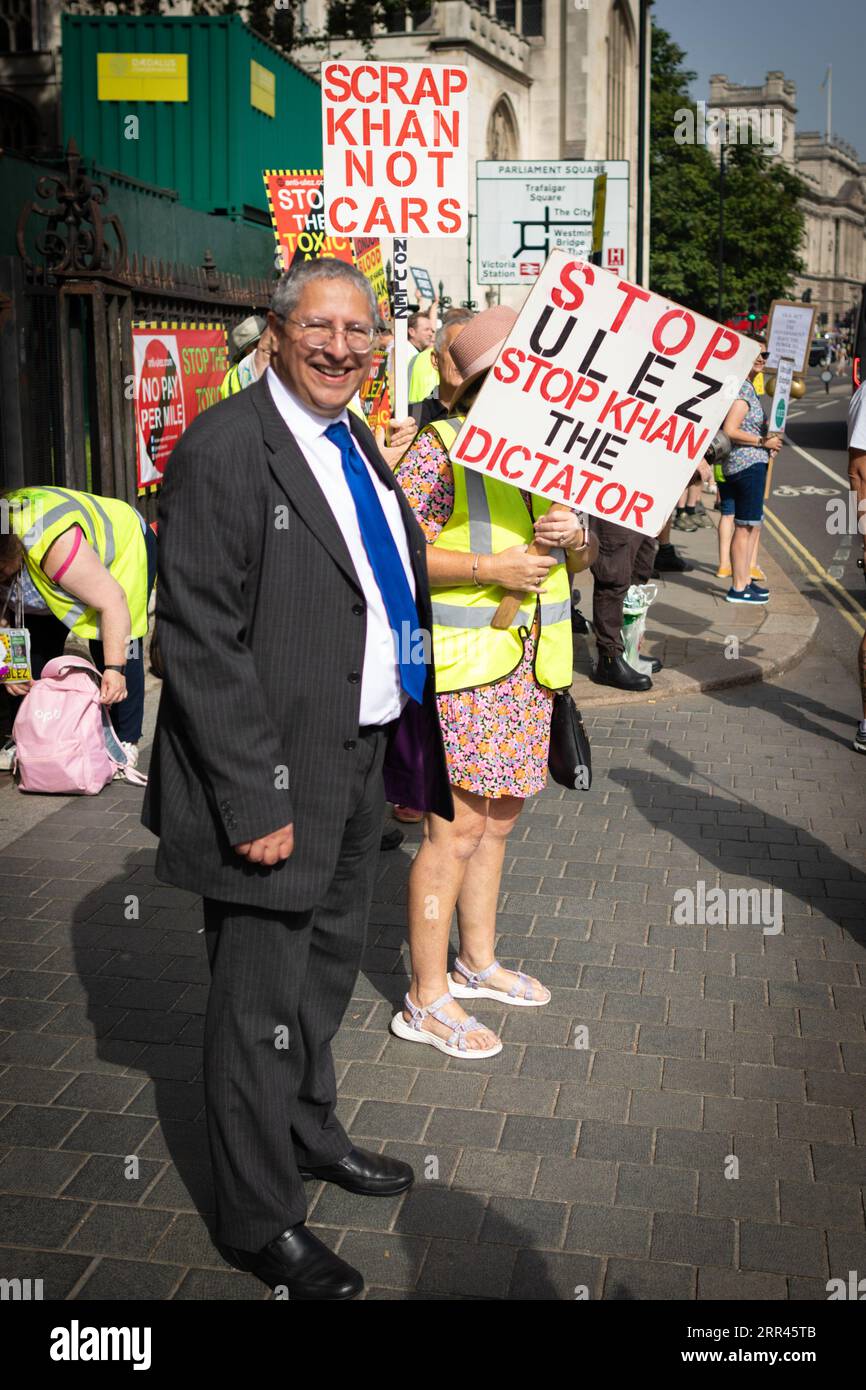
[409,346,439,405]
[219,362,244,398]
[7,486,149,641]
[425,417,573,694]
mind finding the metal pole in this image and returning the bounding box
[717,143,725,321]
[392,237,409,420]
[466,213,473,308]
[635,0,650,285]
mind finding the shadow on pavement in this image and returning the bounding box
[62,831,558,1300]
[608,738,866,944]
[786,419,847,452]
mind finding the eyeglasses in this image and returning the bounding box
[757,351,770,359]
[284,318,375,353]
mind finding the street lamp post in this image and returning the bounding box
[716,142,726,322]
[464,213,478,310]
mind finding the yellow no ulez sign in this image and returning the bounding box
[97,53,188,102]
[250,59,276,117]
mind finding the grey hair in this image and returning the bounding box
[435,309,474,355]
[270,258,377,323]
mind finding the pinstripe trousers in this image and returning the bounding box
[202,728,387,1250]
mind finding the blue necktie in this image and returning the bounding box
[324,420,425,704]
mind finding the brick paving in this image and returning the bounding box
[0,642,864,1300]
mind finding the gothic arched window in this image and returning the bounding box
[487,96,519,161]
[0,0,33,53]
[0,92,40,151]
[606,1,634,161]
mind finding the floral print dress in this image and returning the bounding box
[395,430,555,800]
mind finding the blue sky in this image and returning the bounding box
[651,0,865,156]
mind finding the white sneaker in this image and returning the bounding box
[113,741,140,779]
[0,738,15,772]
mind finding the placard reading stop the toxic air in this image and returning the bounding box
[451,250,758,536]
[321,61,468,238]
[133,324,228,491]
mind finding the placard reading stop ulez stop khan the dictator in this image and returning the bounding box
[451,250,759,537]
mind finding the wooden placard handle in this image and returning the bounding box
[490,503,573,631]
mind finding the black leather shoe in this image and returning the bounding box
[652,544,693,575]
[222,1223,363,1300]
[298,1146,414,1196]
[571,604,589,635]
[380,828,405,852]
[591,651,652,692]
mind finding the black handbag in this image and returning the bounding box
[548,691,592,791]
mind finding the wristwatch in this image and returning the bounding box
[103,664,126,674]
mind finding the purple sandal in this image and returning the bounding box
[390,991,502,1058]
[448,957,551,1007]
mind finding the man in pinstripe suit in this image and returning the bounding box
[142,259,452,1300]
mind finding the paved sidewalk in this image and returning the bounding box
[571,511,818,708]
[2,634,865,1300]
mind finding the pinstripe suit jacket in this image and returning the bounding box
[141,375,453,912]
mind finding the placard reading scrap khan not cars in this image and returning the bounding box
[133,323,228,491]
[450,249,759,537]
[321,60,469,238]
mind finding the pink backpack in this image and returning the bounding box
[12,655,145,795]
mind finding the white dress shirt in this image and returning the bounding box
[848,382,866,451]
[267,367,415,726]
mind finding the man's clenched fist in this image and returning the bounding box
[234,823,295,866]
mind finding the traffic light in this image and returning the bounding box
[747,291,759,321]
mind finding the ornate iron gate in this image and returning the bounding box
[9,142,273,520]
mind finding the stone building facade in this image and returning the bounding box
[708,72,866,330]
[292,0,650,307]
[0,1,651,308]
[0,0,60,151]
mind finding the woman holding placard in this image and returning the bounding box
[719,345,782,604]
[391,307,590,1058]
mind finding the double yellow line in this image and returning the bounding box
[763,507,866,637]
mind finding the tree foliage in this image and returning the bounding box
[716,143,807,315]
[66,1,417,53]
[649,22,806,319]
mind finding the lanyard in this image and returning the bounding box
[0,571,25,630]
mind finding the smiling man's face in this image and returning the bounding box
[268,278,373,417]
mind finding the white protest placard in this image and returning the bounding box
[768,356,795,434]
[451,249,759,537]
[321,61,469,238]
[476,161,629,285]
[765,300,817,374]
